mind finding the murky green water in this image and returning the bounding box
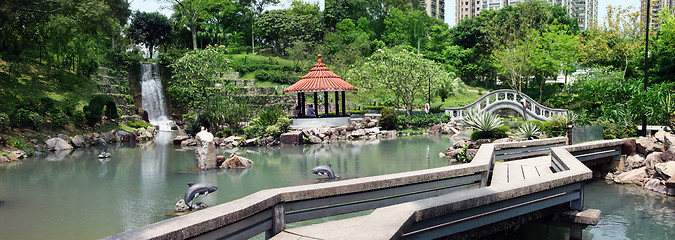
[0,133,452,240]
[2,133,673,240]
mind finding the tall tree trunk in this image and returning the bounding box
[191,25,198,50]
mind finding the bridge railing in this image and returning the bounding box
[444,89,567,121]
[103,146,495,240]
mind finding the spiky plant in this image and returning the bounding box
[462,109,503,132]
[518,122,542,140]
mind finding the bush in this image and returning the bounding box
[256,107,284,126]
[430,103,444,114]
[72,110,86,127]
[441,114,453,123]
[127,120,153,129]
[365,106,386,110]
[380,107,398,130]
[592,120,636,139]
[254,69,297,84]
[84,95,118,126]
[518,122,542,140]
[242,125,266,139]
[50,110,68,129]
[398,114,441,128]
[349,110,366,114]
[14,108,43,129]
[463,109,503,132]
[470,126,510,140]
[541,121,566,137]
[0,112,9,131]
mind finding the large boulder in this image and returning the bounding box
[645,152,663,176]
[7,150,27,161]
[614,167,647,184]
[45,138,73,151]
[174,199,190,212]
[351,129,366,138]
[636,138,665,155]
[654,130,668,143]
[194,130,217,170]
[222,154,253,169]
[174,135,189,145]
[309,135,322,144]
[625,154,646,171]
[655,161,675,179]
[0,155,9,163]
[665,133,675,152]
[644,178,667,194]
[622,138,637,156]
[70,135,86,148]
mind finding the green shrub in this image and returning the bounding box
[256,107,284,126]
[222,129,233,137]
[349,110,366,114]
[470,126,510,140]
[365,106,386,110]
[127,120,153,129]
[50,110,68,129]
[215,131,224,138]
[0,112,9,131]
[73,110,86,127]
[398,114,441,128]
[441,114,453,123]
[14,108,43,129]
[525,120,543,129]
[541,121,566,137]
[254,69,296,84]
[266,116,291,138]
[592,120,636,139]
[243,125,266,139]
[430,103,444,114]
[84,95,118,126]
[380,107,398,130]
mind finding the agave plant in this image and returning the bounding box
[518,122,542,140]
[462,109,503,132]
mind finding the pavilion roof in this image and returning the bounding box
[283,54,358,94]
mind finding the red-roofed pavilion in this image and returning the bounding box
[284,54,357,117]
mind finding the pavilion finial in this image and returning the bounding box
[317,54,322,64]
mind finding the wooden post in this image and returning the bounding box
[265,204,285,239]
[342,91,346,115]
[313,92,318,115]
[324,91,329,115]
[335,91,339,116]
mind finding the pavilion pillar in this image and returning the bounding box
[342,91,346,115]
[297,93,302,116]
[301,93,306,116]
[335,91,339,116]
[324,91,329,115]
[314,92,318,115]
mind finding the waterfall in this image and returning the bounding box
[141,63,173,131]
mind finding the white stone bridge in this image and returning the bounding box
[445,89,568,121]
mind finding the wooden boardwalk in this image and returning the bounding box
[490,156,554,186]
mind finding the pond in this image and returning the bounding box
[0,133,453,240]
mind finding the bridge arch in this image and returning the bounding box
[444,89,567,122]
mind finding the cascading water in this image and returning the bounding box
[141,62,173,131]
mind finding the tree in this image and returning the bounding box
[348,46,450,113]
[170,0,204,49]
[128,11,172,59]
[240,0,279,53]
[167,45,233,110]
[492,29,538,120]
[254,5,323,54]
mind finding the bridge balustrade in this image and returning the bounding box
[445,89,567,122]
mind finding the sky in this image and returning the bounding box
[130,0,641,27]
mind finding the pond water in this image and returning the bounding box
[1,133,673,240]
[0,133,452,240]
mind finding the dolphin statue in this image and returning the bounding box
[184,182,218,208]
[311,164,338,179]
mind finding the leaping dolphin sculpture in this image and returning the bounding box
[184,182,218,208]
[311,164,338,179]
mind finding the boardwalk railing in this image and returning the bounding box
[445,89,568,121]
[104,138,625,240]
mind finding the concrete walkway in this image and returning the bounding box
[491,156,554,186]
[271,216,368,240]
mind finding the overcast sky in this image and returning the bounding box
[130,0,641,27]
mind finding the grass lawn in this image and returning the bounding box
[435,87,491,108]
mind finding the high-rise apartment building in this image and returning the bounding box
[420,0,446,20]
[455,0,598,31]
[641,0,674,30]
